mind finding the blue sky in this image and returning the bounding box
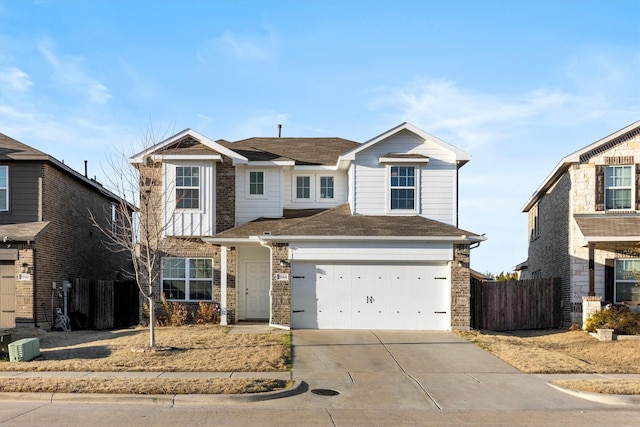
[1,0,639,274]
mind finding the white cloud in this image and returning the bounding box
[0,66,33,91]
[37,39,111,104]
[228,110,291,139]
[213,27,277,62]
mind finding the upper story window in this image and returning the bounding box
[249,171,265,195]
[176,166,200,209]
[390,166,415,210]
[615,259,640,303]
[162,257,213,301]
[296,176,311,199]
[605,165,633,210]
[319,176,334,199]
[0,166,7,211]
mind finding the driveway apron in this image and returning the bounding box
[290,330,597,411]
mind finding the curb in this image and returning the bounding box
[0,380,307,405]
[548,383,640,406]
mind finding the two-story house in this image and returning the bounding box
[520,121,640,326]
[131,122,485,330]
[0,133,131,329]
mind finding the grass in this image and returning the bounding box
[0,325,291,394]
[456,329,640,395]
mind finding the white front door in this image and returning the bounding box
[244,261,270,319]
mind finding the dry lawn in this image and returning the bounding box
[456,329,640,395]
[0,325,291,395]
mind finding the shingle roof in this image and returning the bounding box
[0,133,50,161]
[0,222,51,242]
[575,215,640,241]
[213,204,484,241]
[218,137,360,165]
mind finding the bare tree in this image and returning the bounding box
[90,126,172,349]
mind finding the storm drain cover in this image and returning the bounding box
[311,388,340,396]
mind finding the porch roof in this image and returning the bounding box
[575,214,640,244]
[0,221,51,242]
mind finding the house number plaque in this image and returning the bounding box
[275,273,289,281]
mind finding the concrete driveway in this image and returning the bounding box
[288,330,597,412]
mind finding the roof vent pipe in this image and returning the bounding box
[278,124,282,138]
[84,160,88,177]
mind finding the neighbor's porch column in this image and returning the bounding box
[220,246,228,326]
[588,242,595,296]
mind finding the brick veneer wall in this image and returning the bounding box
[451,244,471,330]
[13,245,35,326]
[525,173,571,325]
[216,157,236,232]
[270,243,291,327]
[33,163,130,328]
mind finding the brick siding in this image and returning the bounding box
[451,244,471,330]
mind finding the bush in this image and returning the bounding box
[194,301,220,325]
[585,305,640,335]
[161,296,188,326]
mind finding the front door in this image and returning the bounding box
[244,261,270,319]
[0,262,16,328]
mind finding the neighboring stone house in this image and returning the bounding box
[520,121,640,326]
[0,133,131,328]
[131,122,485,330]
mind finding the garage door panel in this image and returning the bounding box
[292,262,451,330]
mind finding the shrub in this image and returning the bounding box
[194,302,220,325]
[161,296,189,327]
[585,305,640,335]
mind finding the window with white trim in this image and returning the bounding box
[319,176,334,199]
[162,257,213,301]
[605,165,633,210]
[390,166,415,210]
[615,259,640,302]
[296,176,311,199]
[175,166,200,209]
[0,166,7,211]
[249,171,265,196]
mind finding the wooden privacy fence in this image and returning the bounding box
[69,279,139,330]
[471,278,561,331]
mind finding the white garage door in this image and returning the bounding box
[291,262,450,330]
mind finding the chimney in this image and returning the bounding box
[84,160,88,177]
[278,124,282,138]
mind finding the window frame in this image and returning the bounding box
[318,175,335,200]
[0,165,8,212]
[246,170,267,199]
[294,175,312,201]
[614,259,640,303]
[175,166,201,210]
[387,165,418,213]
[161,257,214,302]
[605,165,634,211]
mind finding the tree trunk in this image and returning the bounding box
[148,296,155,348]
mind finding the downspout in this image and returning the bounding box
[220,247,228,325]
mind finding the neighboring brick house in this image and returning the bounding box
[0,133,131,328]
[520,121,640,326]
[131,123,485,330]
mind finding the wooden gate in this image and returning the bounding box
[470,278,561,331]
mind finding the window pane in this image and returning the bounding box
[391,189,415,210]
[177,189,200,209]
[249,171,264,195]
[189,281,212,300]
[320,176,334,199]
[162,258,185,278]
[190,259,213,278]
[0,168,6,187]
[297,176,310,199]
[606,189,631,210]
[0,189,6,210]
[163,280,185,300]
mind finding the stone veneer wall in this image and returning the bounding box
[270,243,291,328]
[451,244,471,330]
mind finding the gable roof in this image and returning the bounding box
[522,120,640,212]
[218,137,359,166]
[0,133,128,206]
[207,204,486,243]
[339,122,471,167]
[129,129,248,164]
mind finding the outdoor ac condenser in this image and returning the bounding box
[8,337,40,362]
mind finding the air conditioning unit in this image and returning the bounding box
[9,337,40,362]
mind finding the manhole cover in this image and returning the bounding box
[311,388,340,396]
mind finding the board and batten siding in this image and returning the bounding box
[351,131,458,226]
[163,161,215,237]
[235,166,283,225]
[289,242,453,262]
[283,170,348,209]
